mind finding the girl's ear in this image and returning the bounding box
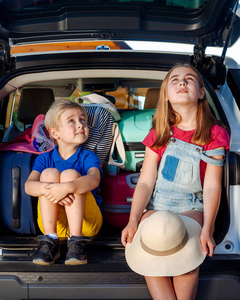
[199,87,205,100]
[49,127,59,140]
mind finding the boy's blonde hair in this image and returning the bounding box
[152,64,219,148]
[45,99,88,131]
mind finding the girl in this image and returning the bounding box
[121,64,229,300]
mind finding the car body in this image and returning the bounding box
[0,0,240,299]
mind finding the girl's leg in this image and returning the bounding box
[39,168,60,234]
[180,210,203,226]
[143,210,203,300]
[145,276,176,300]
[61,169,84,236]
[172,210,203,300]
[143,211,177,299]
[173,267,199,300]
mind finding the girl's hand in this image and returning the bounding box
[43,183,70,204]
[121,221,138,247]
[200,228,216,257]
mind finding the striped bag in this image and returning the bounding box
[82,105,114,165]
[77,94,124,166]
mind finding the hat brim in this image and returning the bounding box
[125,214,206,277]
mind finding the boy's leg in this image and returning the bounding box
[33,168,60,265]
[60,169,84,236]
[60,169,90,265]
[39,168,60,234]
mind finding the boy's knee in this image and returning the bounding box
[60,169,81,182]
[40,168,60,181]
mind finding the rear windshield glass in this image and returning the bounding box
[0,0,207,12]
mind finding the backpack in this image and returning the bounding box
[0,114,54,154]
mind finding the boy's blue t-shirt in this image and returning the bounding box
[32,145,103,207]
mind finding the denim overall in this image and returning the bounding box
[148,137,225,213]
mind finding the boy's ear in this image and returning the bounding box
[49,127,59,140]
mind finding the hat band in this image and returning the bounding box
[140,231,189,257]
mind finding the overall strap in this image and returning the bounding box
[201,149,225,166]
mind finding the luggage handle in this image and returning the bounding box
[108,123,126,168]
[12,166,21,229]
[126,173,140,189]
[126,197,133,203]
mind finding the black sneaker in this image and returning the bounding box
[65,236,91,265]
[32,235,60,265]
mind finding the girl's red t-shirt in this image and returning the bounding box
[142,125,230,186]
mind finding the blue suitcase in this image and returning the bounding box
[118,109,155,171]
[0,151,37,236]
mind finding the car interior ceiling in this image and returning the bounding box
[0,70,230,243]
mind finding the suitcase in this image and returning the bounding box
[118,109,155,171]
[0,151,37,236]
[101,166,139,230]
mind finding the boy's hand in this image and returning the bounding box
[43,182,71,204]
[58,194,75,206]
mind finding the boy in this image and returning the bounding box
[25,99,103,265]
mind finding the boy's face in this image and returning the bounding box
[50,108,89,146]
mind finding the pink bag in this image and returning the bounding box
[0,114,54,154]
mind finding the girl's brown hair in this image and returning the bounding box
[151,64,218,148]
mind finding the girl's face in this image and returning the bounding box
[167,66,205,107]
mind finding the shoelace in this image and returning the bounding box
[68,241,86,252]
[29,241,55,259]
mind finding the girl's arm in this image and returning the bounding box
[121,147,159,246]
[200,148,224,257]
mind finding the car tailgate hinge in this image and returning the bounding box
[193,43,205,68]
[192,42,226,89]
[0,38,11,76]
[192,2,238,89]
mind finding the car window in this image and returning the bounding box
[67,86,147,110]
[5,85,149,133]
[9,91,24,131]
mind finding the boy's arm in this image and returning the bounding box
[63,167,101,195]
[25,170,48,197]
[43,167,101,204]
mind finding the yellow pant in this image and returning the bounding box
[37,192,103,238]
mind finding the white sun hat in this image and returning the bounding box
[125,210,206,277]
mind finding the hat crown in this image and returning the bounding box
[141,211,187,254]
[125,210,205,277]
